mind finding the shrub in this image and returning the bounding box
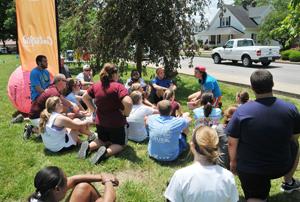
[280,50,292,60]
[289,51,300,62]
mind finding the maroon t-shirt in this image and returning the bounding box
[170,100,180,117]
[87,81,128,128]
[29,85,61,119]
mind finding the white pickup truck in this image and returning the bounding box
[211,39,281,67]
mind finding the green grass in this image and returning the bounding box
[0,55,300,201]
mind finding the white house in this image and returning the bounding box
[196,4,278,46]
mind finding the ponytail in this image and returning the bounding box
[204,102,213,117]
[39,96,61,133]
[99,63,118,88]
[39,109,51,134]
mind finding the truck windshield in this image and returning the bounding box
[237,40,254,47]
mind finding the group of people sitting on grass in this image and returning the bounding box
[26,55,300,202]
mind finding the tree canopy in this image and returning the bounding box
[0,0,16,47]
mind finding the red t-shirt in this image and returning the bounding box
[87,81,128,127]
[29,85,61,119]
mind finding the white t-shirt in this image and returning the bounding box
[126,104,154,142]
[164,162,239,202]
[41,112,76,152]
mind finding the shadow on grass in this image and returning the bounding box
[150,147,193,168]
[43,146,76,156]
[268,191,300,202]
[116,145,143,163]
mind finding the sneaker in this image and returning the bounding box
[78,141,89,159]
[11,114,24,124]
[23,124,33,140]
[281,178,300,193]
[88,132,98,142]
[90,146,107,165]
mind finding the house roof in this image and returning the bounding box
[225,5,258,28]
[248,6,270,18]
[199,26,244,36]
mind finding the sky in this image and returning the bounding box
[204,0,234,22]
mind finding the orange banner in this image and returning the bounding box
[16,0,59,76]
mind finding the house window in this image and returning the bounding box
[217,35,221,44]
[210,35,216,44]
[220,16,231,27]
[251,33,257,43]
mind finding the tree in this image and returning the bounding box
[291,0,300,8]
[0,0,16,47]
[233,0,269,7]
[89,0,215,76]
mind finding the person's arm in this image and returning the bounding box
[55,115,89,130]
[228,136,239,175]
[83,92,96,113]
[121,95,133,117]
[97,174,119,202]
[152,83,168,91]
[169,83,177,91]
[35,85,45,94]
[60,95,79,114]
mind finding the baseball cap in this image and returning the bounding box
[83,64,91,70]
[195,65,206,72]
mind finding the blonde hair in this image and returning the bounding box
[130,91,143,105]
[163,89,175,101]
[130,83,142,92]
[39,97,61,133]
[192,126,220,164]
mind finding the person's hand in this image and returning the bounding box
[101,173,119,186]
[230,160,237,175]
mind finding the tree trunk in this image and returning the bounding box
[135,41,143,75]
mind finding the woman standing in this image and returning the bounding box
[82,63,132,164]
[164,126,239,202]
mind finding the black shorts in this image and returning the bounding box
[96,125,127,145]
[238,140,299,200]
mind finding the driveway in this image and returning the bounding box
[178,57,300,97]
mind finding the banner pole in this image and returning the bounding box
[55,0,62,73]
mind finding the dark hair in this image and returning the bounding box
[200,92,214,117]
[158,100,172,116]
[250,70,273,94]
[200,72,207,84]
[99,63,118,88]
[237,90,249,104]
[36,55,47,65]
[28,166,66,202]
[163,89,175,101]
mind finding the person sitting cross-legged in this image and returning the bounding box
[147,100,192,162]
[126,91,158,142]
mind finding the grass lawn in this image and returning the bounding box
[0,54,299,202]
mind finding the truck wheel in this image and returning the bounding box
[261,61,271,67]
[232,60,238,64]
[242,55,252,67]
[213,54,221,64]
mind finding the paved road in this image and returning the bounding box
[178,57,300,97]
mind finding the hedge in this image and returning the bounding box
[289,51,300,62]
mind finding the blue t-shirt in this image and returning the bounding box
[151,77,172,91]
[193,107,222,127]
[199,75,222,98]
[147,115,189,161]
[225,97,300,175]
[30,67,50,101]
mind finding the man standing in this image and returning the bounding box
[147,100,191,161]
[226,69,300,201]
[30,55,50,101]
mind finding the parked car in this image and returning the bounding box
[66,50,74,61]
[0,47,8,54]
[211,39,281,67]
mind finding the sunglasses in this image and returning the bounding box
[84,69,91,72]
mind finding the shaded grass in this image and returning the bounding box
[0,55,299,201]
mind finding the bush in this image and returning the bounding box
[289,51,300,62]
[280,50,292,60]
